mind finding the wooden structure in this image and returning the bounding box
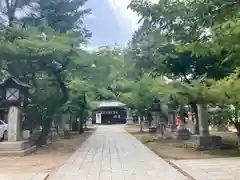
[92,101,127,124]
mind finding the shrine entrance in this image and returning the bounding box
[92,101,127,124]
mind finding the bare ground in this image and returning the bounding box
[0,127,95,175]
[125,124,240,160]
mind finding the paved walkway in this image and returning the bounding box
[0,173,48,180]
[172,158,240,180]
[50,125,188,180]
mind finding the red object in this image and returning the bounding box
[175,119,181,125]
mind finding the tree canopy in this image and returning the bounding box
[1,0,240,143]
[124,0,240,130]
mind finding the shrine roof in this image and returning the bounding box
[0,76,30,88]
[98,101,126,108]
[92,100,126,109]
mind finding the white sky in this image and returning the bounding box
[107,0,140,33]
[107,0,157,32]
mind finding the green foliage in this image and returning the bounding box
[0,0,95,143]
[126,0,240,129]
[117,74,162,115]
[209,107,232,126]
[0,0,239,139]
[128,0,237,80]
[20,0,91,42]
[207,70,240,105]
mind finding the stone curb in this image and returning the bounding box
[32,173,49,180]
[166,160,196,180]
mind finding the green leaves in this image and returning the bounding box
[126,0,240,113]
[117,74,165,114]
[208,70,240,104]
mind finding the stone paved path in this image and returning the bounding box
[172,158,240,180]
[50,125,188,180]
[0,173,48,180]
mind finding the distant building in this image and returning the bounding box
[92,101,127,124]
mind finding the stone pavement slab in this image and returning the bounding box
[50,125,188,180]
[171,158,240,180]
[0,173,49,180]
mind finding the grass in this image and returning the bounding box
[207,130,240,157]
[125,124,240,160]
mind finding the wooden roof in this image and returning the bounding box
[0,76,30,88]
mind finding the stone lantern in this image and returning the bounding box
[150,99,161,133]
[0,76,36,156]
[164,101,191,140]
[0,76,30,108]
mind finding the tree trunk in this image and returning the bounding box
[140,116,143,132]
[78,112,84,134]
[148,118,151,128]
[179,104,185,123]
[156,112,161,134]
[6,0,18,27]
[160,123,166,136]
[138,116,141,125]
[37,118,52,145]
[191,103,199,134]
[84,120,87,129]
[234,104,240,150]
[79,119,84,134]
[234,104,239,122]
[147,111,152,128]
[235,126,240,151]
[237,135,240,151]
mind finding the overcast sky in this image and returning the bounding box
[83,0,140,47]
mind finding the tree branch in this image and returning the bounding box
[214,0,240,14]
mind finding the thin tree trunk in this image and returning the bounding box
[5,0,17,27]
[237,136,240,151]
[37,118,52,145]
[79,111,84,134]
[179,104,185,123]
[84,120,87,129]
[234,104,240,150]
[160,123,166,136]
[156,112,160,134]
[234,123,240,151]
[148,117,151,128]
[234,104,239,122]
[140,116,143,132]
[79,120,84,134]
[191,103,199,134]
[138,116,141,125]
